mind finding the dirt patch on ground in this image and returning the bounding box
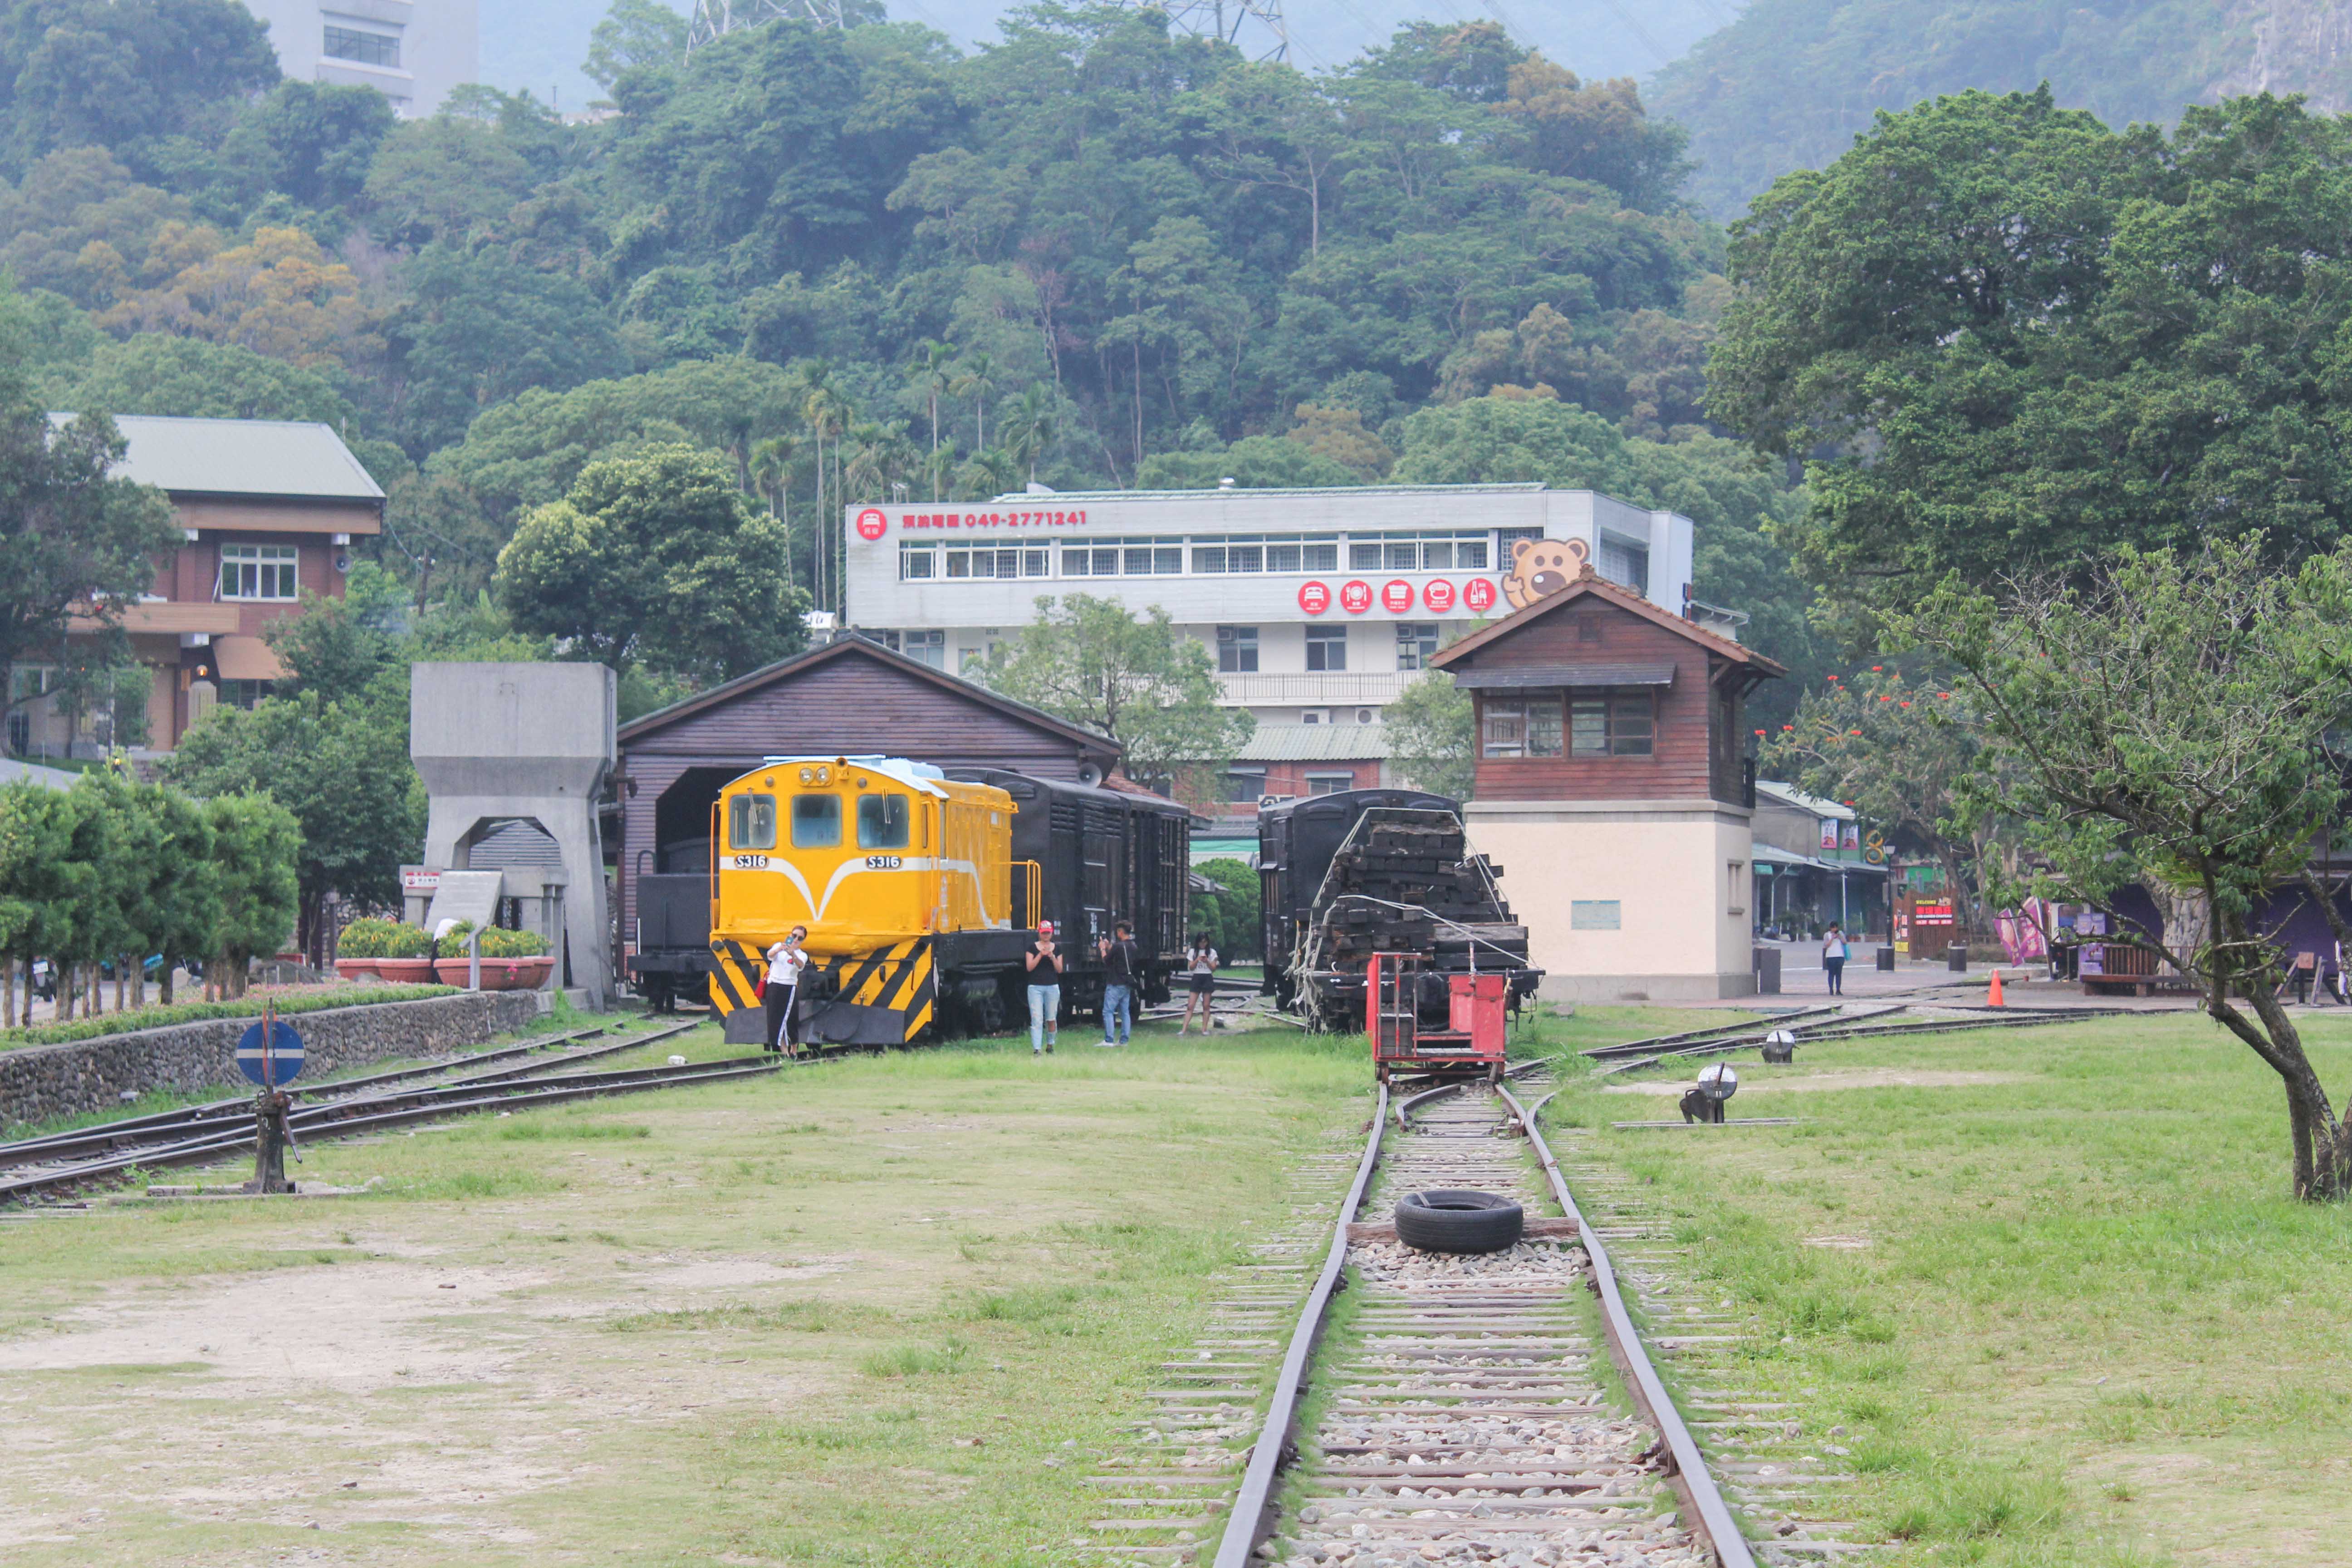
[1601,1068,2026,1096]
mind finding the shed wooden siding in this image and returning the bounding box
[615,652,1099,935]
[1450,600,1741,804]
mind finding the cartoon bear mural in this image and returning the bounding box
[1501,536,1591,612]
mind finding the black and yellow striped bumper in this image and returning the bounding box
[708,936,935,1045]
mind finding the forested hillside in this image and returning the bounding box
[0,0,1823,705]
[1651,0,2352,219]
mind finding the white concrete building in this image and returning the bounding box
[841,485,1702,728]
[243,0,478,115]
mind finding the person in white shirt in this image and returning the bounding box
[764,926,809,1055]
[1821,923,1849,996]
[1179,935,1219,1035]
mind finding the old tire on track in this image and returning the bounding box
[1394,1189,1524,1254]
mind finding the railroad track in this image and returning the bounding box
[1586,1003,2120,1076]
[1072,1065,1789,1566]
[0,1017,765,1205]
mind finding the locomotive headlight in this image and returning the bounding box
[799,767,815,784]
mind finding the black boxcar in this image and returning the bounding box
[626,872,712,1012]
[1259,789,1455,1009]
[946,769,1191,1016]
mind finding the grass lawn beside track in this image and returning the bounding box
[1534,1005,2352,1568]
[0,1014,1365,1567]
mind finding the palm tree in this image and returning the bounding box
[956,447,1019,503]
[798,368,851,613]
[951,351,998,453]
[910,339,954,495]
[843,421,914,501]
[750,433,799,593]
[1001,386,1057,485]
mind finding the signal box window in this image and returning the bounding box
[1482,697,1565,758]
[858,793,912,849]
[219,544,298,600]
[1306,625,1347,671]
[729,793,777,849]
[1217,625,1258,673]
[1572,694,1655,756]
[790,793,841,848]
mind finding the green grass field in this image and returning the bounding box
[1536,1005,2352,1568]
[0,1014,1364,1567]
[3,1002,2348,1566]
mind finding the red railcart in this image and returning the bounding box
[1367,951,1509,1083]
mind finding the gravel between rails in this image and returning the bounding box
[1273,1088,1710,1568]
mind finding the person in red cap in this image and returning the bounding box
[1024,922,1063,1055]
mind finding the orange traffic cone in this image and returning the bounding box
[1987,968,2005,1007]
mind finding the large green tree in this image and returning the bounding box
[972,594,1254,788]
[164,691,423,955]
[0,283,183,737]
[0,0,278,170]
[494,444,804,683]
[1901,540,2352,1201]
[1711,89,2352,639]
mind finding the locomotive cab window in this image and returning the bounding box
[728,793,776,849]
[858,793,912,849]
[791,794,842,847]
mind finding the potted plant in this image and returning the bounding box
[366,921,439,984]
[335,917,432,980]
[433,922,555,990]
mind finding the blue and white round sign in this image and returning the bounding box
[235,1020,305,1088]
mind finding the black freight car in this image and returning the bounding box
[627,873,711,1012]
[945,769,1191,1019]
[1259,789,1539,1027]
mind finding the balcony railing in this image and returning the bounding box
[1213,671,1414,706]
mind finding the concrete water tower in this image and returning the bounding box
[410,663,616,1008]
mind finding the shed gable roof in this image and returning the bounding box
[1430,568,1786,681]
[617,634,1120,759]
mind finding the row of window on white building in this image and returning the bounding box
[882,622,1446,675]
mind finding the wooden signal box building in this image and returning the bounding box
[1431,565,1783,1000]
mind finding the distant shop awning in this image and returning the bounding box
[212,635,287,682]
[1754,844,1864,875]
[1450,663,1676,690]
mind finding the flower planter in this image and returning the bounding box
[433,957,554,991]
[373,957,441,985]
[333,957,384,981]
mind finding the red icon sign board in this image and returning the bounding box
[1423,578,1457,613]
[1297,581,1332,615]
[854,508,889,541]
[1340,580,1374,614]
[1379,579,1416,614]
[1463,577,1498,612]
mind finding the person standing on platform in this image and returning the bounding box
[1025,922,1063,1055]
[1822,923,1849,996]
[1097,921,1137,1048]
[764,926,809,1055]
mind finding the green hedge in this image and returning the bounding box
[1,985,459,1049]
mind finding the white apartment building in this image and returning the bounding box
[243,0,478,115]
[841,484,1702,728]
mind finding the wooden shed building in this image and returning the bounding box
[612,635,1120,961]
[1431,565,1783,1000]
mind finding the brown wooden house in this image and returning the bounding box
[1431,565,1783,1000]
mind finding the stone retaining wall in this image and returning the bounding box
[0,990,544,1131]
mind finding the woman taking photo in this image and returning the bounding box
[1179,933,1219,1036]
[1024,922,1062,1055]
[763,926,809,1055]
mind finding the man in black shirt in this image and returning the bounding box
[1097,920,1137,1048]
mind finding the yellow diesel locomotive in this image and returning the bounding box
[701,755,1191,1046]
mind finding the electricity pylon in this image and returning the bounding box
[1141,0,1288,61]
[686,0,856,53]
